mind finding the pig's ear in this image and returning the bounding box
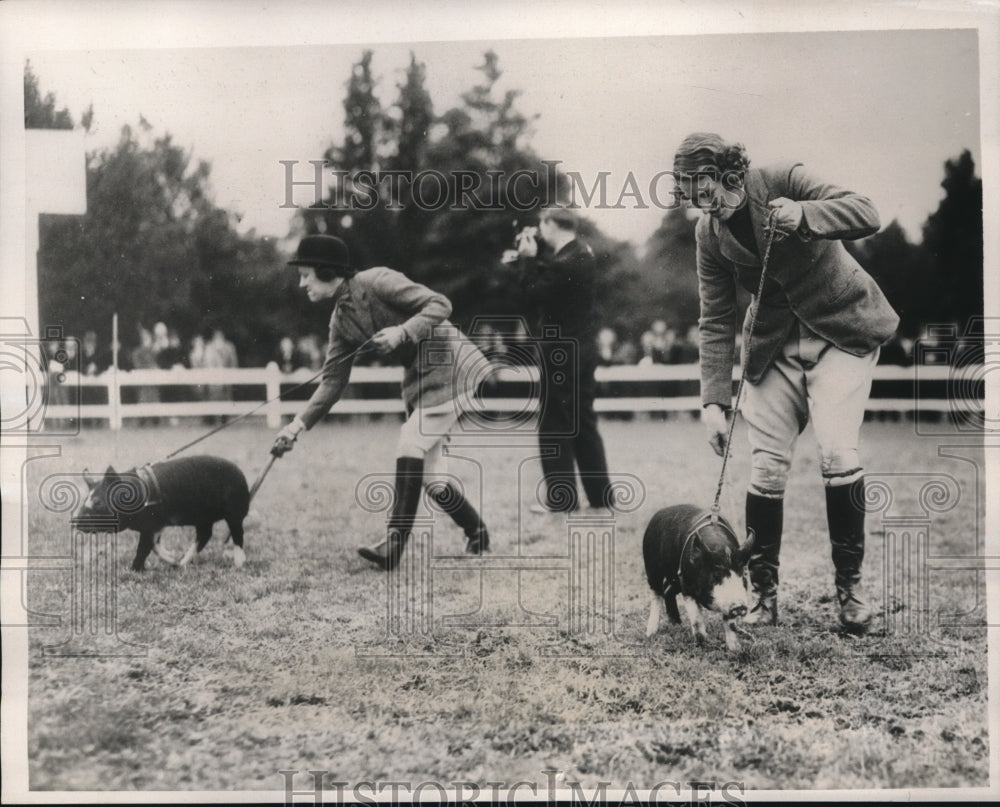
[736,528,756,566]
[104,464,117,477]
[83,467,100,487]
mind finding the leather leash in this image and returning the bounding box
[710,207,781,523]
[162,336,376,461]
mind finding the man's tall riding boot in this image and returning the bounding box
[358,456,424,571]
[427,483,490,555]
[826,476,871,634]
[744,491,783,625]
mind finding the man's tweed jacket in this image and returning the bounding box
[299,267,484,429]
[697,162,899,408]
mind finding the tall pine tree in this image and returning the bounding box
[920,150,983,330]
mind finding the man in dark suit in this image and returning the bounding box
[673,132,900,634]
[510,206,613,513]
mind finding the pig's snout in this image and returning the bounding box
[712,571,749,620]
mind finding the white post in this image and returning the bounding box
[265,361,281,429]
[110,313,121,431]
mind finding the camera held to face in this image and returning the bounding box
[515,225,539,246]
[501,223,542,264]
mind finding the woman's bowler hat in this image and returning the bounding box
[287,234,353,274]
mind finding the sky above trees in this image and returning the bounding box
[22,28,981,251]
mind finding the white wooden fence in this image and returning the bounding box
[39,362,963,430]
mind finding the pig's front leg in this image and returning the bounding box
[645,593,666,638]
[178,523,212,567]
[680,595,707,646]
[132,531,156,572]
[152,532,180,566]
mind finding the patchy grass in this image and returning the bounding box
[24,416,989,791]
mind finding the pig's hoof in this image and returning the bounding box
[231,547,246,569]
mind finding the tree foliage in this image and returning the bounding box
[297,49,635,337]
[848,149,983,337]
[28,57,984,368]
[29,66,285,365]
[628,207,702,338]
[24,61,74,130]
[920,150,983,329]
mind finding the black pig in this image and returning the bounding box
[643,504,754,652]
[74,455,250,572]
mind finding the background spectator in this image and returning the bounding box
[596,326,638,367]
[596,327,619,367]
[275,336,305,374]
[189,334,206,370]
[296,335,323,371]
[44,338,75,428]
[878,334,914,366]
[78,330,109,426]
[650,319,674,363]
[152,321,170,366]
[155,327,188,370]
[203,327,239,422]
[672,324,700,364]
[155,326,188,424]
[130,326,159,424]
[637,331,659,366]
[80,330,110,376]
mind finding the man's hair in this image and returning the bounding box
[540,205,579,232]
[673,132,750,179]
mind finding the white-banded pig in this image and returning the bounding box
[643,504,754,652]
[74,455,250,572]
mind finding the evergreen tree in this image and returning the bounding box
[293,49,638,341]
[302,50,395,271]
[625,207,703,341]
[920,149,983,329]
[38,119,284,365]
[24,60,73,130]
[384,53,434,275]
[416,50,550,326]
[847,219,930,337]
[335,50,383,171]
[386,53,433,175]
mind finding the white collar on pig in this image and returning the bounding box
[135,464,164,507]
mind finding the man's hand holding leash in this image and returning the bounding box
[766,197,805,242]
[371,326,407,355]
[272,415,305,457]
[703,403,729,457]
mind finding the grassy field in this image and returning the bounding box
[24,415,990,793]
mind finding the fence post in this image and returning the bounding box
[265,362,281,429]
[108,370,121,431]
